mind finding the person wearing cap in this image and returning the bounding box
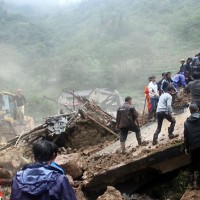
[15,89,26,119]
[184,104,200,189]
[116,96,147,154]
[179,59,186,73]
[152,85,178,145]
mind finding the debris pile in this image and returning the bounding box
[172,92,191,110]
[0,100,118,152]
[0,92,192,200]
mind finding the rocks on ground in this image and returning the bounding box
[97,186,123,200]
[181,189,200,200]
[55,153,87,179]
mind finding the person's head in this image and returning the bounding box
[166,85,176,95]
[17,88,22,94]
[32,140,58,163]
[184,71,189,78]
[189,103,199,114]
[148,76,152,82]
[181,59,185,64]
[192,72,200,80]
[162,72,166,78]
[125,96,132,104]
[165,72,171,79]
[151,75,156,82]
[186,57,192,64]
[195,53,200,58]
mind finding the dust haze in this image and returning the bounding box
[0,0,198,119]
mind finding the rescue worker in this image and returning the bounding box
[152,86,178,145]
[144,76,152,117]
[184,104,200,189]
[10,140,77,200]
[116,96,146,154]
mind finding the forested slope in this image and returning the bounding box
[0,0,199,120]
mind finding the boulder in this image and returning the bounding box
[55,153,86,179]
[97,186,123,200]
[0,150,30,174]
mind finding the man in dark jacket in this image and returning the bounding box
[161,72,173,93]
[187,72,200,109]
[116,96,146,154]
[10,140,77,200]
[184,103,200,189]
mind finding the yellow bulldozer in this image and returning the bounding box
[0,91,34,143]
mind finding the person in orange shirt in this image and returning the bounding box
[144,76,152,118]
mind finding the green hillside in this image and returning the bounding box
[0,0,199,120]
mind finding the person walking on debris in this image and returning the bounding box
[116,96,147,154]
[184,104,200,189]
[152,86,178,145]
[187,72,200,110]
[10,140,77,200]
[15,88,26,119]
[144,76,152,116]
[191,53,200,72]
[161,72,173,93]
[148,75,159,121]
[157,72,166,95]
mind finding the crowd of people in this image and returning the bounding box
[116,52,200,188]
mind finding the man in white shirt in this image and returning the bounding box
[152,85,178,145]
[148,76,159,121]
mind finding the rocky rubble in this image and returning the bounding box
[97,186,123,200]
[0,93,192,199]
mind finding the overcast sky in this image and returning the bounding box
[6,0,82,6]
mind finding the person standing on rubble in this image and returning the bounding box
[187,72,200,110]
[179,59,186,73]
[148,75,159,121]
[10,140,77,200]
[116,96,146,154]
[15,88,26,119]
[144,76,152,118]
[161,72,173,93]
[184,104,200,189]
[152,86,178,145]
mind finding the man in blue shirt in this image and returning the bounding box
[172,72,187,90]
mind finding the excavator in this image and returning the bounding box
[0,91,34,143]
